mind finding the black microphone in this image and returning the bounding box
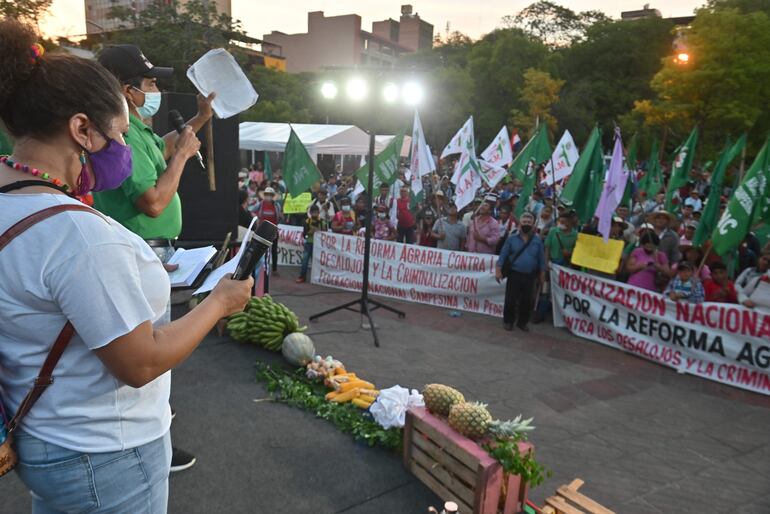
[168,109,205,169]
[232,220,279,280]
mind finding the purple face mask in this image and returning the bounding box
[77,139,133,195]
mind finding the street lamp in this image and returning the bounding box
[310,74,424,346]
[675,52,690,64]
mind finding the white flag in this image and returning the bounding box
[477,159,508,188]
[541,130,580,185]
[481,126,513,168]
[410,111,434,195]
[441,117,473,159]
[453,116,482,210]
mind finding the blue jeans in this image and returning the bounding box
[13,430,172,514]
[299,242,313,279]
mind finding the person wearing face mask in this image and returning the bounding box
[625,231,672,292]
[93,44,215,264]
[373,204,397,241]
[0,20,253,513]
[256,187,283,276]
[332,197,358,235]
[495,212,546,332]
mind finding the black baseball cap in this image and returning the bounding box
[98,45,174,83]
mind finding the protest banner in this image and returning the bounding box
[570,233,624,274]
[311,232,505,316]
[551,264,770,396]
[277,224,305,266]
[282,192,312,214]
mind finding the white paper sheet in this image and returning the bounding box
[193,217,257,295]
[166,246,217,288]
[186,48,259,119]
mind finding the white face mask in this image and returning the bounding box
[377,212,387,219]
[342,205,351,212]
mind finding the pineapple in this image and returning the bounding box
[448,402,493,440]
[423,384,465,417]
[488,415,535,439]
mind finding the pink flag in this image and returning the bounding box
[594,128,629,241]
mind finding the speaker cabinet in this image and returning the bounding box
[155,93,239,245]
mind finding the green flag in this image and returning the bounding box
[710,137,770,256]
[264,151,272,180]
[509,124,551,181]
[355,132,404,190]
[665,127,698,211]
[638,140,663,199]
[282,128,323,198]
[693,135,746,247]
[561,126,605,224]
[513,124,551,218]
[621,134,638,208]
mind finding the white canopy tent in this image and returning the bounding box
[239,122,411,160]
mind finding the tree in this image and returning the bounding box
[503,1,608,48]
[240,66,313,124]
[1,0,52,27]
[107,0,247,94]
[556,17,674,147]
[633,6,770,157]
[510,68,564,138]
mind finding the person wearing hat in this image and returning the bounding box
[650,210,681,265]
[395,186,418,244]
[432,203,466,251]
[610,216,628,242]
[94,45,215,260]
[308,186,336,224]
[256,187,283,275]
[418,209,439,247]
[684,189,703,212]
[433,189,449,217]
[95,44,216,473]
[467,200,501,255]
[462,196,483,227]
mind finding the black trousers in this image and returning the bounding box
[271,240,278,272]
[504,271,536,327]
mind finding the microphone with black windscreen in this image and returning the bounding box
[232,220,279,280]
[168,109,206,169]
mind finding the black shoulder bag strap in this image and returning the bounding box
[503,235,534,278]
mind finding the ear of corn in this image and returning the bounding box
[331,388,360,403]
[325,391,339,401]
[352,397,374,409]
[338,380,375,393]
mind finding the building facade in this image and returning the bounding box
[263,5,433,73]
[84,0,231,33]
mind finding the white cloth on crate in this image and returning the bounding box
[0,193,171,453]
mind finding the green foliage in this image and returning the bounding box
[502,1,609,47]
[241,67,313,123]
[636,6,770,158]
[255,362,403,450]
[1,0,52,24]
[510,68,564,138]
[482,433,551,489]
[106,0,246,94]
[558,17,674,147]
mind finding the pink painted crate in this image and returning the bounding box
[403,407,533,514]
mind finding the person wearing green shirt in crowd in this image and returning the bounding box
[544,211,578,266]
[93,44,216,475]
[0,128,12,155]
[94,45,214,262]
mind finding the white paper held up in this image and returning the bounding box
[193,216,258,295]
[187,48,258,119]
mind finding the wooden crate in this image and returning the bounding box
[542,479,616,514]
[403,407,532,514]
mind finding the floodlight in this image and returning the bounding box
[676,52,690,63]
[402,81,424,106]
[321,82,338,99]
[382,83,399,103]
[346,78,368,102]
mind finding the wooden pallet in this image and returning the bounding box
[542,479,616,514]
[403,407,532,514]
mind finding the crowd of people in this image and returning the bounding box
[239,153,770,329]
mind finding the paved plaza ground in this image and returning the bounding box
[2,271,770,513]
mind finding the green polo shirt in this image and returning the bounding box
[544,228,578,263]
[0,129,13,155]
[93,114,182,239]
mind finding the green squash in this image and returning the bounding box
[281,333,315,367]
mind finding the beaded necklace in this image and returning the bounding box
[0,155,70,192]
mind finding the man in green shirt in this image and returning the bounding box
[94,45,214,252]
[0,129,12,155]
[544,211,578,266]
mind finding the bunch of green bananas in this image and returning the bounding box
[226,295,306,352]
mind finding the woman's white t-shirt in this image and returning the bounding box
[0,193,171,453]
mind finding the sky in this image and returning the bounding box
[41,0,703,41]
